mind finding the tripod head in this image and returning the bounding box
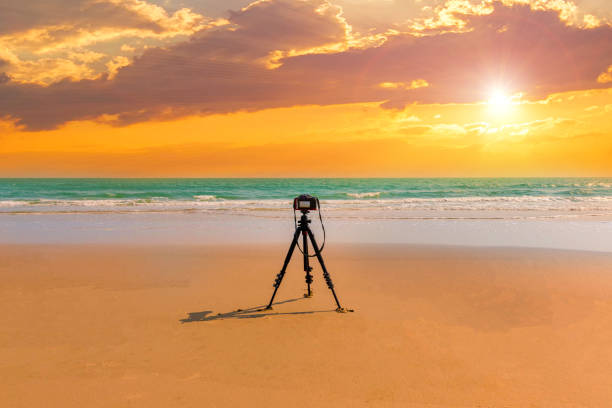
[292,194,325,255]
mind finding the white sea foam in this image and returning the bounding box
[193,195,219,201]
[3,196,612,219]
[346,192,381,198]
[0,200,25,207]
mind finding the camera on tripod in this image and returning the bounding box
[293,194,318,211]
[263,192,351,313]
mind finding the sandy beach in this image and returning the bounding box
[2,243,612,407]
[2,0,612,403]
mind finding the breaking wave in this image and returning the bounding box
[3,178,612,218]
[3,196,612,219]
[193,195,219,201]
[346,192,381,198]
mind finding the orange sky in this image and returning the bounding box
[0,0,611,176]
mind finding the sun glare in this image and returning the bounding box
[487,89,513,113]
[487,89,515,115]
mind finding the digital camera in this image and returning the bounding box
[293,194,318,211]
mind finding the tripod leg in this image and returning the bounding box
[265,228,301,310]
[306,228,344,310]
[303,231,313,297]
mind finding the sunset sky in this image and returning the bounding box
[0,0,611,177]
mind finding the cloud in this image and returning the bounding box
[0,0,208,84]
[380,80,430,90]
[106,56,131,79]
[5,57,102,85]
[338,0,611,34]
[0,0,204,37]
[0,0,610,130]
[598,65,612,83]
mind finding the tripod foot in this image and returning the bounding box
[336,307,354,313]
[264,306,273,311]
[303,291,313,298]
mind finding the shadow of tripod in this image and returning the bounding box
[180,298,337,323]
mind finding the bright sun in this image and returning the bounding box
[487,89,513,114]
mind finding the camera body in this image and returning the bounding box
[293,194,318,211]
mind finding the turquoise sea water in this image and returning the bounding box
[2,178,612,215]
[2,178,612,200]
[2,178,612,249]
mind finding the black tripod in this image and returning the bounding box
[265,210,350,313]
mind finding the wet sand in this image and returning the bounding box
[2,244,612,407]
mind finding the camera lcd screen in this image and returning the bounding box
[299,200,312,208]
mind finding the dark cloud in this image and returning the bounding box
[0,0,611,130]
[0,73,10,84]
[0,0,351,129]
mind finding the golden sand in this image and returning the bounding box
[2,244,612,407]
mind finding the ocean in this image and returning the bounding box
[2,178,612,250]
[1,178,612,218]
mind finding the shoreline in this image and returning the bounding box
[2,212,612,253]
